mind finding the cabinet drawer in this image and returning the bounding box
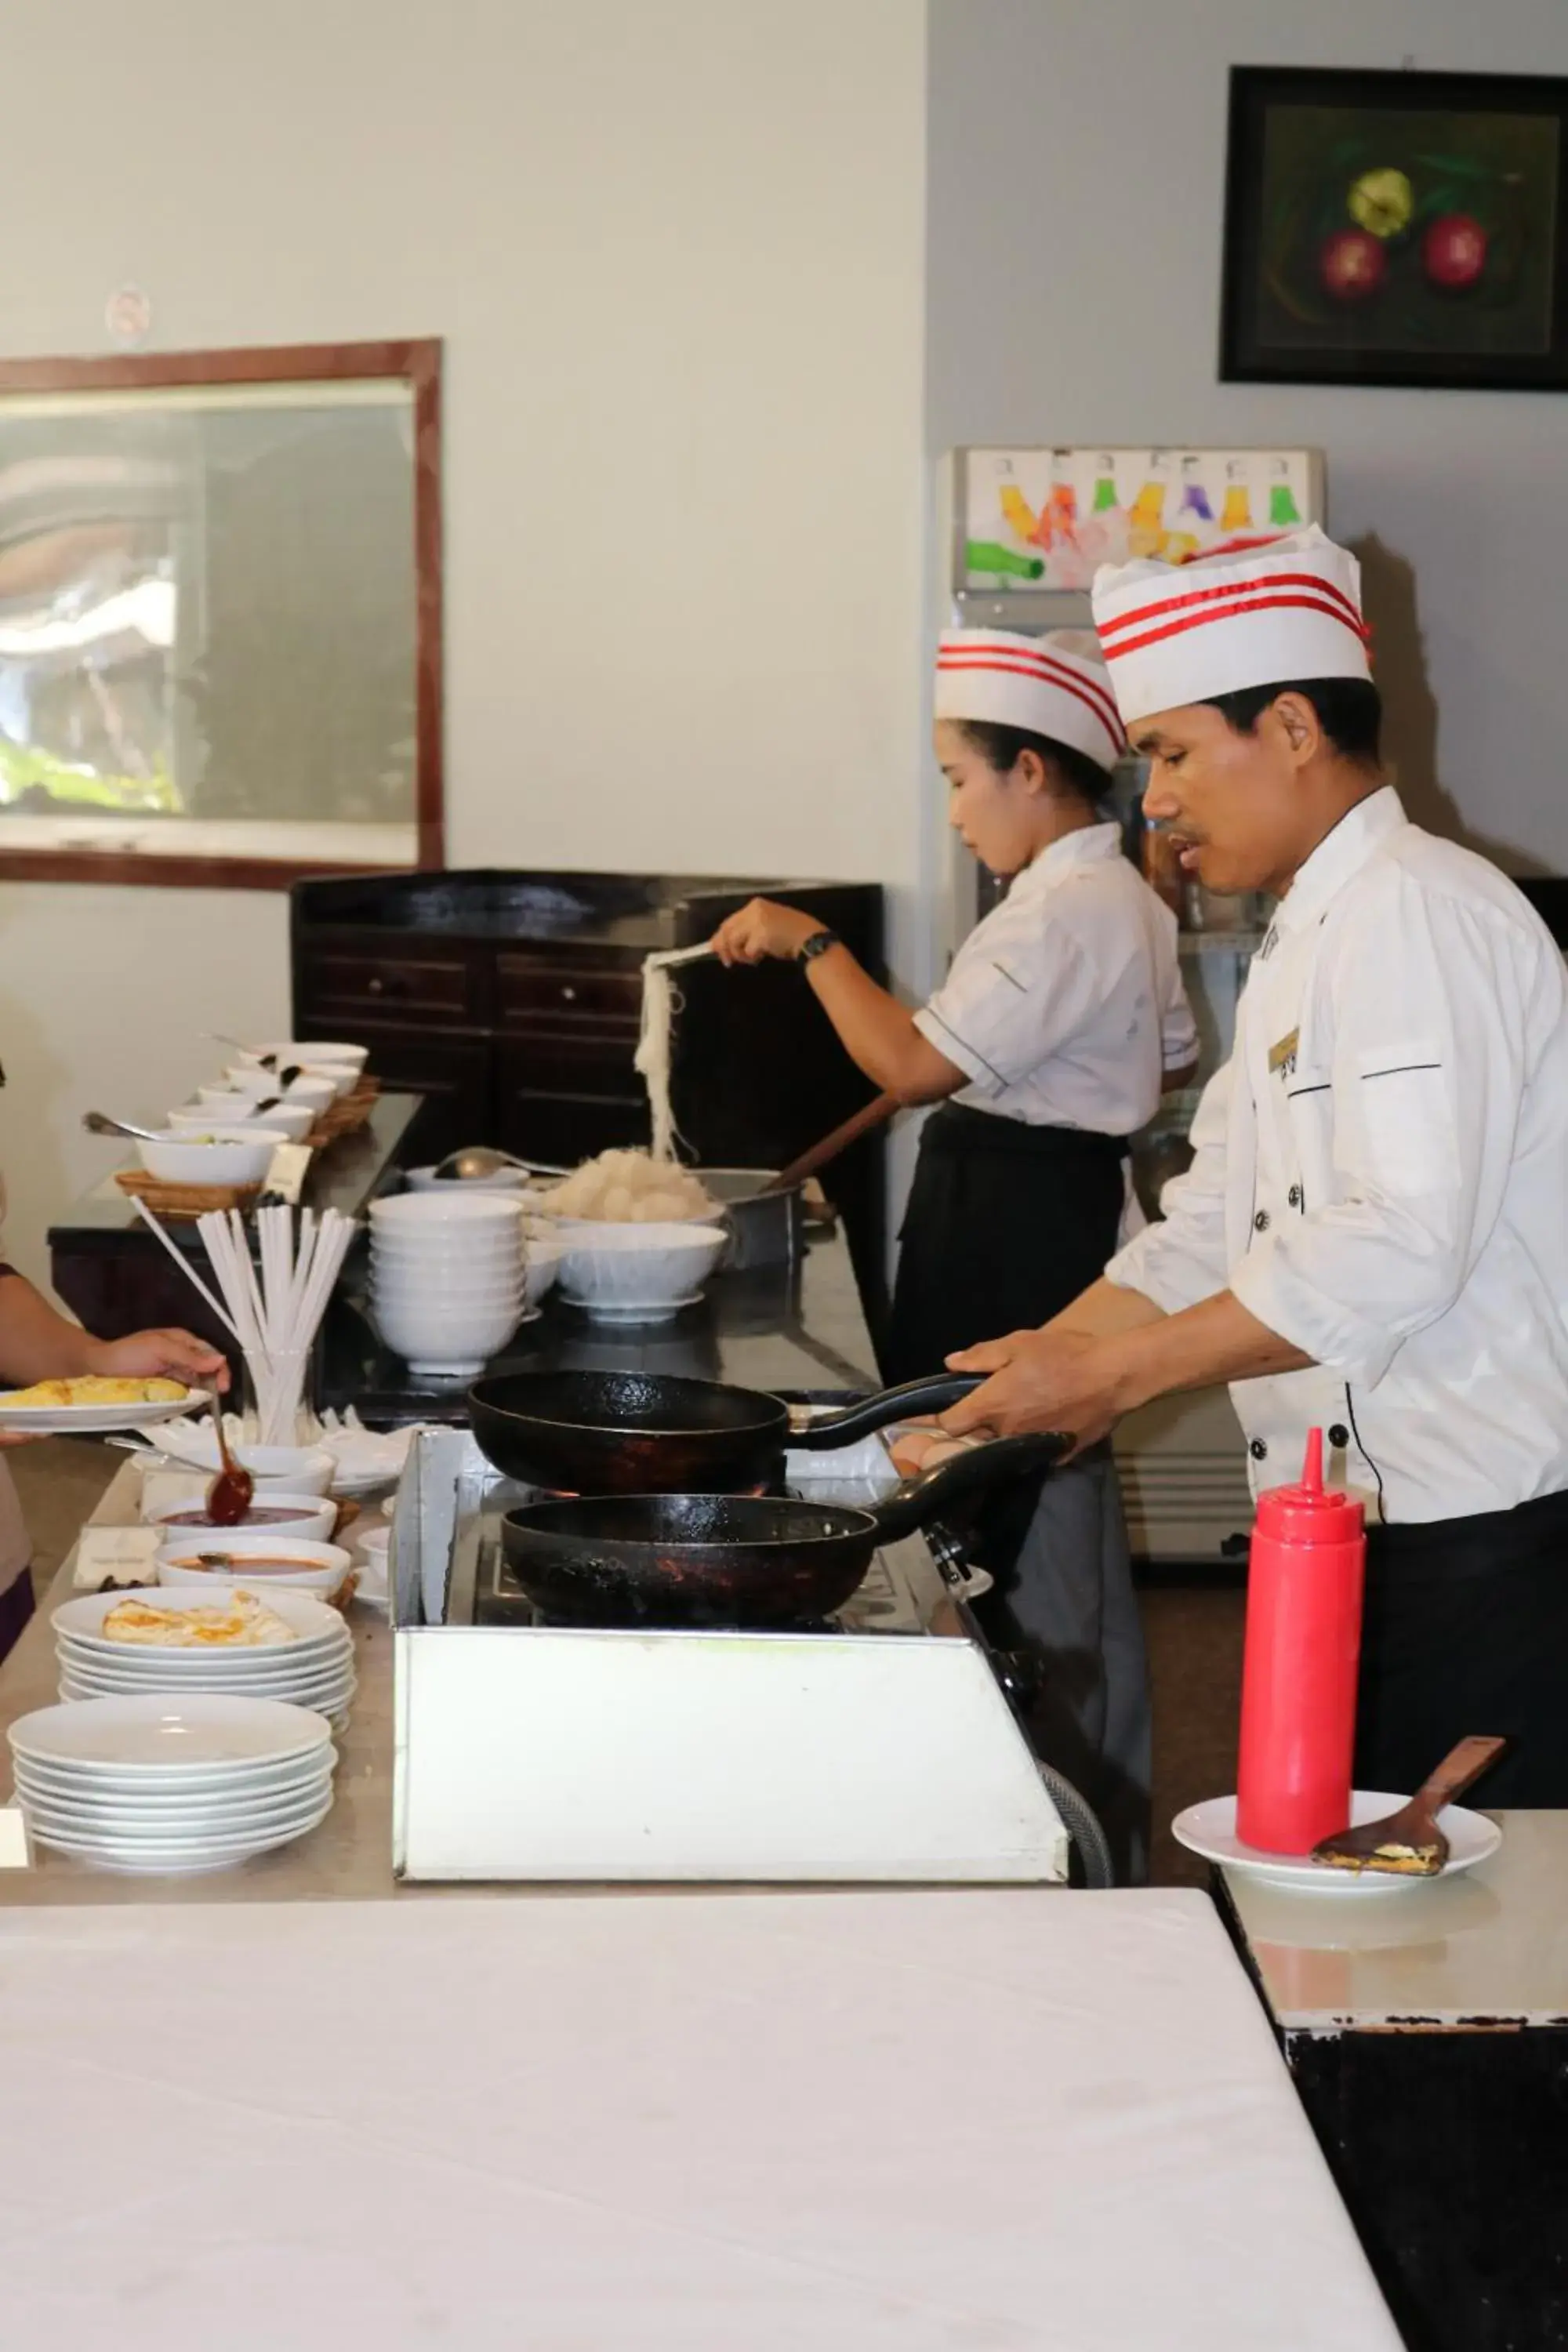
[299,948,482,1026]
[497,953,642,1029]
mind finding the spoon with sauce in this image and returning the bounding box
[206,1411,255,1527]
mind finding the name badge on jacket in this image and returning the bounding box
[1268,1027,1300,1080]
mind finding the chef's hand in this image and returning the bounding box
[87,1330,230,1392]
[938,1327,1128,1456]
[711,899,829,966]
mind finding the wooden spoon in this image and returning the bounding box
[205,1410,255,1529]
[1311,1735,1507,1876]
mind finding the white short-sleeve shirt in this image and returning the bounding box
[914,824,1196,1134]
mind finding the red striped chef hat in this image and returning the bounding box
[1091,525,1371,727]
[933,627,1126,773]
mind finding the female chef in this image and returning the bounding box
[712,630,1196,1877]
[941,528,1568,1809]
[712,628,1196,1372]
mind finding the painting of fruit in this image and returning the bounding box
[1221,68,1568,390]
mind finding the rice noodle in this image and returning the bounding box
[635,942,712,1163]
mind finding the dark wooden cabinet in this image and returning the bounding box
[291,870,887,1323]
[347,1027,492,1167]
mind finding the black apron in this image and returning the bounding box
[884,1102,1128,1385]
[1354,1486,1568,1807]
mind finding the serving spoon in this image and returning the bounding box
[1312,1735,1506,1875]
[205,1410,254,1528]
[83,1109,170,1145]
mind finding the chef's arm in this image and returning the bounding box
[710,899,961,1103]
[0,1271,227,1389]
[797,945,964,1105]
[942,1284,1311,1444]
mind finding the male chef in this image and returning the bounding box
[942,525,1568,1808]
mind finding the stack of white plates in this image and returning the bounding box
[7,1693,336,1874]
[52,1587,357,1723]
[368,1191,528,1375]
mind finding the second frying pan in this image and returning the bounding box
[469,1368,984,1495]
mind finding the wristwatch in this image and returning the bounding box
[799,927,841,964]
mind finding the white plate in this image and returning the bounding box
[558,1291,703,1323]
[56,1638,351,1680]
[27,1801,332,1872]
[13,1756,332,1806]
[1171,1791,1504,1893]
[57,1658,354,1697]
[53,1585,343,1652]
[22,1777,334,1836]
[8,1693,333,1773]
[0,1388,213,1436]
[56,1639,351,1682]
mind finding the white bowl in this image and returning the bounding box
[405,1163,533,1196]
[370,1243,523,1277]
[169,1099,316,1143]
[372,1294,521,1370]
[523,1235,562,1308]
[370,1221,523,1250]
[371,1232,524,1270]
[371,1192,522,1235]
[224,1058,351,1105]
[240,1041,368,1074]
[372,1269,525,1303]
[147,1490,337,1541]
[151,1436,336,1496]
[154,1535,354,1601]
[557,1222,728,1311]
[134,1129,289,1186]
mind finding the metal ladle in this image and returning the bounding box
[432,1145,568,1181]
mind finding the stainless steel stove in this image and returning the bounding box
[423,1437,971,1639]
[388,1427,1066,1885]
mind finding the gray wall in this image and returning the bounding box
[927,0,1568,873]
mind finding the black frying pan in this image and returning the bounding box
[499,1430,1067,1626]
[469,1368,983,1497]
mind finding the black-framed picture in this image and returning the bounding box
[1219,67,1568,390]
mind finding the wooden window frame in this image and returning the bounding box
[0,337,443,891]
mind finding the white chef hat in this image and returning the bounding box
[934,627,1126,773]
[1091,525,1372,727]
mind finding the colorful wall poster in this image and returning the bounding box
[960,447,1322,592]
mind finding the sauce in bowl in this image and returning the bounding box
[158,1506,315,1530]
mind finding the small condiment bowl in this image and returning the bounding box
[147,1490,336,1541]
[155,1534,353,1602]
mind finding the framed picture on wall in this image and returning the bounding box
[1219,67,1568,390]
[0,339,443,890]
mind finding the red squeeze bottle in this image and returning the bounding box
[1236,1428,1366,1854]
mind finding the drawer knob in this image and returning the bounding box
[561,984,577,1002]
[368,976,385,995]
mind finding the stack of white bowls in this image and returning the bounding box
[7,1693,336,1874]
[52,1587,357,1724]
[368,1192,526,1376]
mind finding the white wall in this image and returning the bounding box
[927,0,1568,877]
[0,0,928,1285]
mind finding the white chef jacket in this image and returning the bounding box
[1108,786,1568,1524]
[914,824,1196,1134]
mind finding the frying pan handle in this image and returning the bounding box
[868,1432,1069,1543]
[787,1373,982,1449]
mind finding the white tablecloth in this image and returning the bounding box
[0,1889,1398,2350]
